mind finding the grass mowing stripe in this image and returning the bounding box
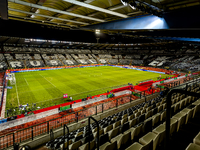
[39,74,57,88]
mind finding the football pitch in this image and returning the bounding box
[6,66,171,110]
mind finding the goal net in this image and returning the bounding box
[8,73,16,85]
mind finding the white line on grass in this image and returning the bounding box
[39,74,57,88]
[15,78,20,105]
[24,78,29,86]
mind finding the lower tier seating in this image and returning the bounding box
[45,84,200,150]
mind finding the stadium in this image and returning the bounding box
[0,0,200,150]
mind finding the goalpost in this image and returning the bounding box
[8,73,16,85]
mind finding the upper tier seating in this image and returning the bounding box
[0,61,8,70]
[63,60,78,65]
[33,54,42,60]
[42,54,50,60]
[26,60,45,68]
[76,59,89,64]
[119,59,132,65]
[108,59,118,64]
[4,54,14,60]
[78,54,89,59]
[9,60,25,69]
[15,54,32,60]
[57,54,66,60]
[45,60,63,66]
[99,54,112,59]
[0,54,5,61]
[66,54,73,60]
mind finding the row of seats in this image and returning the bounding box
[45,83,200,150]
[46,96,164,150]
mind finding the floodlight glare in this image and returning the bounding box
[95,29,100,34]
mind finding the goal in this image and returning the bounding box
[8,73,16,85]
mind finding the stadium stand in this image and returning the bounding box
[43,82,200,150]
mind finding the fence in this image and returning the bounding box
[0,75,198,149]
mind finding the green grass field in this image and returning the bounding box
[6,66,171,112]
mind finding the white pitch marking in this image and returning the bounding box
[15,78,20,105]
[39,74,56,88]
[24,78,29,86]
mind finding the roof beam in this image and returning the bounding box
[8,0,105,22]
[62,0,128,18]
[8,8,89,25]
[8,14,73,28]
[136,0,164,9]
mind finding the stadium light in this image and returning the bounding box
[95,29,100,34]
[121,0,129,6]
[129,1,137,10]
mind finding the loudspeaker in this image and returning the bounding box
[0,0,8,20]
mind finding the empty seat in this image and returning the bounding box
[121,117,128,125]
[138,114,145,123]
[135,111,141,118]
[134,123,143,138]
[152,108,158,115]
[104,124,113,133]
[99,133,109,146]
[139,130,164,150]
[152,114,160,127]
[160,110,166,122]
[69,140,82,150]
[82,134,94,144]
[128,114,135,121]
[143,119,152,134]
[163,118,178,135]
[120,122,130,133]
[129,118,138,128]
[79,140,96,150]
[174,103,180,114]
[122,114,128,119]
[76,131,84,137]
[98,141,117,150]
[181,108,194,124]
[193,132,200,146]
[145,111,152,119]
[111,131,131,149]
[172,112,187,131]
[113,121,121,129]
[108,127,120,140]
[125,140,153,150]
[152,124,166,145]
[93,129,104,138]
[74,134,84,142]
[186,143,200,150]
[141,109,146,115]
[60,140,72,149]
[157,105,163,113]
